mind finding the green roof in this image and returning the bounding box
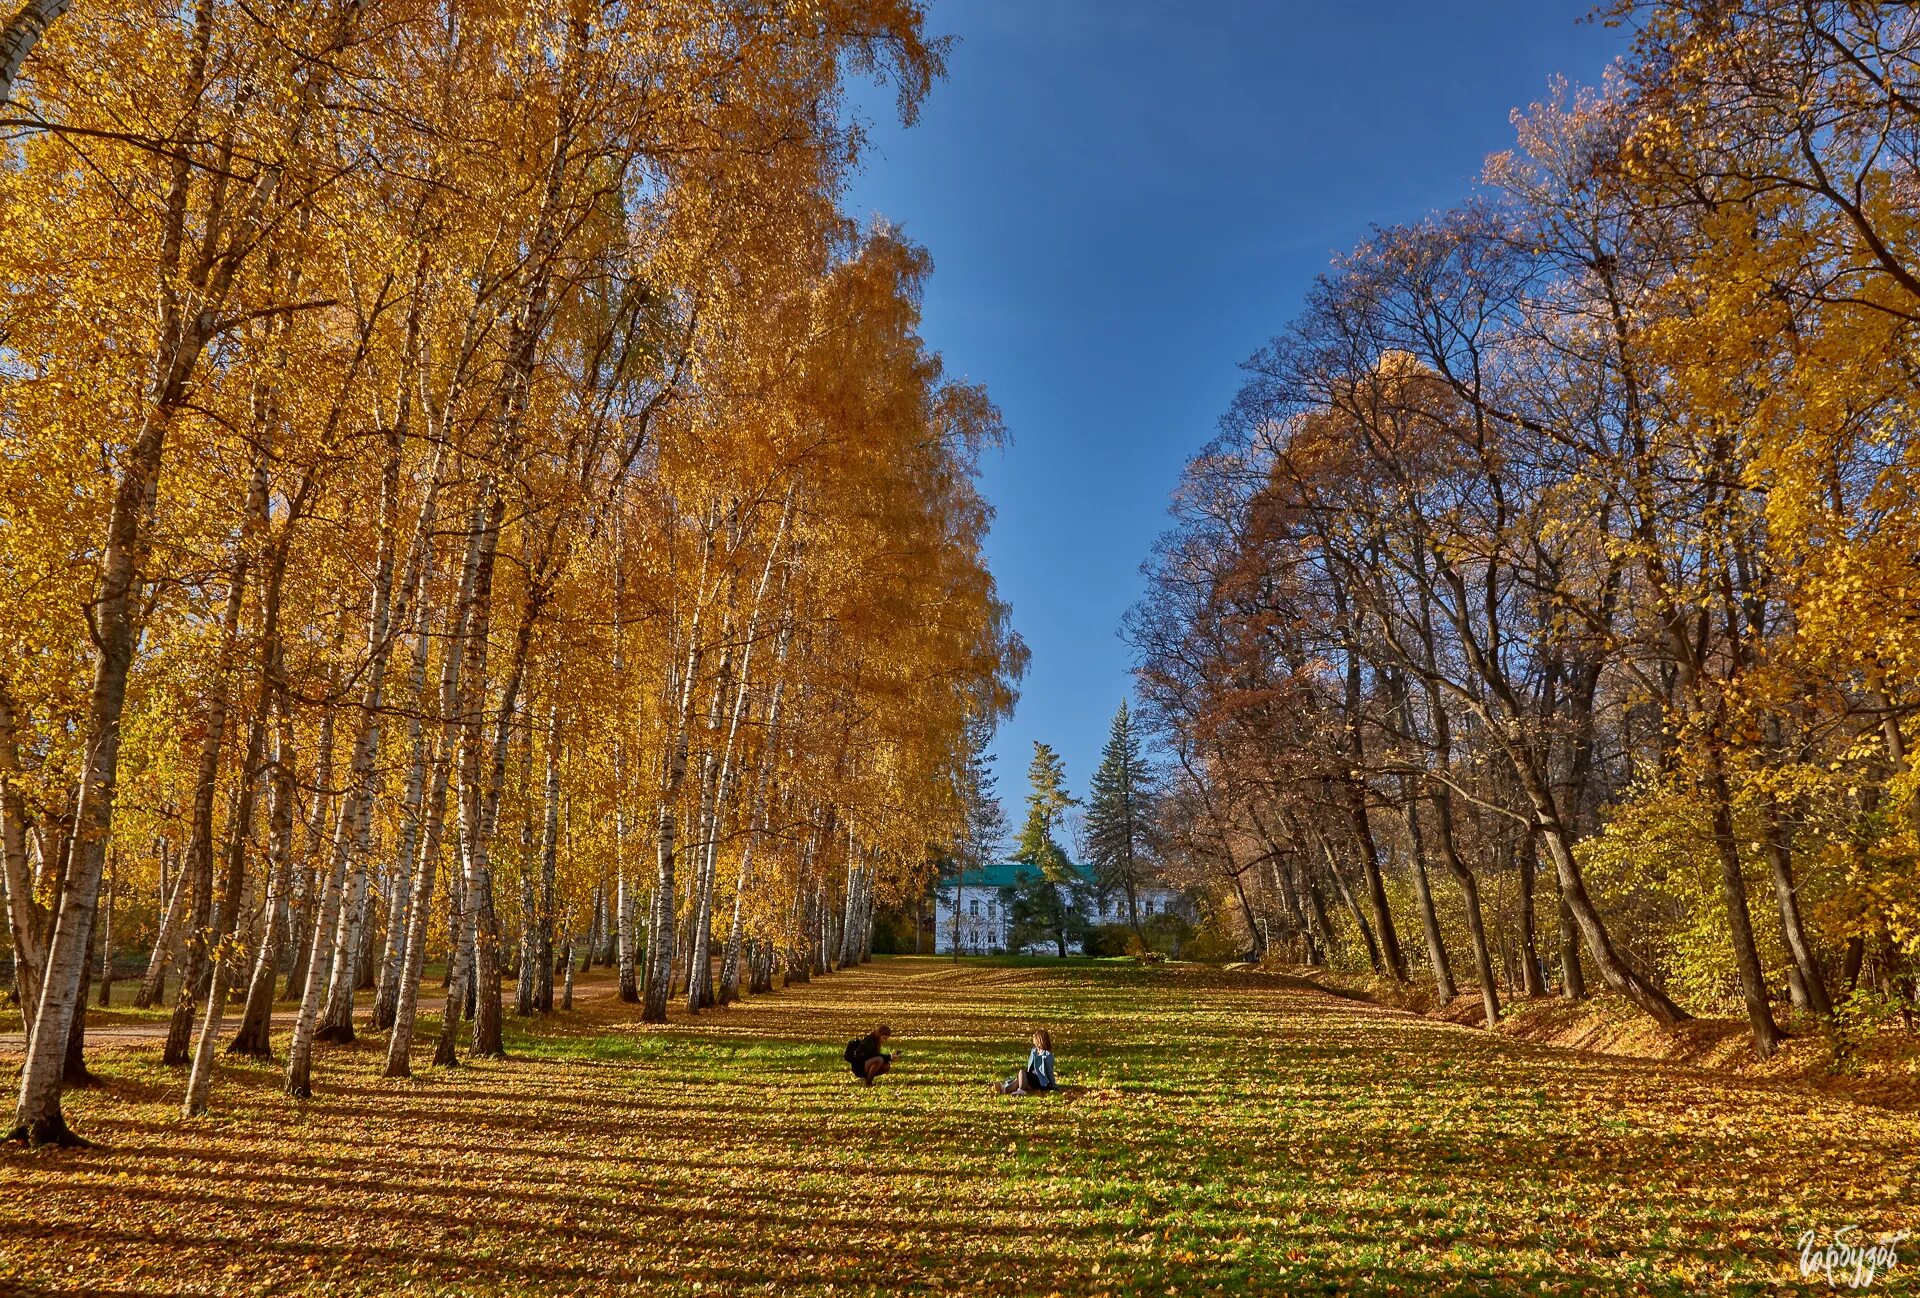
[944,859,1094,890]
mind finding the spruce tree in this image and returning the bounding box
[1015,741,1075,881]
[949,738,1008,957]
[1010,742,1078,955]
[1085,701,1156,936]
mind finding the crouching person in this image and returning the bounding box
[844,1025,893,1085]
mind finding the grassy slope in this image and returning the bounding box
[2,956,1913,1296]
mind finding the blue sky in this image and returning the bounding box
[841,2,1631,820]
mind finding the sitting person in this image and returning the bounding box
[843,1025,893,1085]
[997,1029,1056,1095]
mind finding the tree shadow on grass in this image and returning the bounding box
[5,959,1904,1297]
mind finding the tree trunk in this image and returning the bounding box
[1706,756,1784,1057]
[283,770,364,1097]
[515,868,536,1016]
[1399,790,1455,1005]
[844,868,861,968]
[683,677,728,1011]
[63,940,94,1089]
[537,703,560,1012]
[1346,786,1403,981]
[284,445,417,1095]
[1534,813,1689,1025]
[643,520,716,1023]
[8,0,339,1133]
[1516,831,1546,997]
[1557,888,1585,1001]
[0,0,72,107]
[611,503,640,1002]
[0,680,47,1035]
[134,851,187,1010]
[373,582,435,1031]
[231,720,297,1058]
[386,815,442,1076]
[614,836,638,1002]
[1311,832,1378,973]
[1299,866,1336,966]
[458,492,546,1060]
[314,786,378,1045]
[162,567,248,1067]
[283,704,337,1001]
[432,838,470,1068]
[395,503,485,1075]
[10,374,159,1139]
[188,482,290,1095]
[1432,545,1682,1025]
[862,875,878,964]
[1333,581,1404,980]
[387,736,453,1078]
[1759,795,1829,1017]
[182,668,272,1102]
[705,506,793,1008]
[514,729,536,1020]
[95,859,115,1009]
[1425,768,1499,1027]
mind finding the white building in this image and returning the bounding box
[931,859,1184,955]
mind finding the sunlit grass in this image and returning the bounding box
[3,956,1913,1295]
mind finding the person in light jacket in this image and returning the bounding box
[997,1029,1056,1095]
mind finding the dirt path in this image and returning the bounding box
[3,958,1914,1296]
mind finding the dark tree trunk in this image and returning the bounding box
[134,846,186,1009]
[1318,834,1381,974]
[1842,936,1865,993]
[95,861,115,1009]
[1516,832,1546,997]
[1706,757,1784,1058]
[64,911,98,1089]
[1759,797,1829,1017]
[1557,889,1585,1000]
[1399,797,1455,1005]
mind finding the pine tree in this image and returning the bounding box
[948,736,1008,959]
[1014,742,1076,881]
[1008,869,1077,958]
[1010,742,1078,956]
[961,739,1009,873]
[1085,700,1155,936]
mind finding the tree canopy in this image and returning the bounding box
[1130,0,1920,1055]
[1,0,1023,1144]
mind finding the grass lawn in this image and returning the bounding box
[3,956,1913,1295]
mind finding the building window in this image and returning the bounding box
[971,899,981,918]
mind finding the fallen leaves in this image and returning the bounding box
[2,957,1914,1296]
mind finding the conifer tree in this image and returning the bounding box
[1014,742,1076,881]
[1085,701,1156,936]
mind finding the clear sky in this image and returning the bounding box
[841,2,1631,821]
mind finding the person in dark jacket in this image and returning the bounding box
[843,1025,893,1084]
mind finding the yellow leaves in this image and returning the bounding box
[0,0,1012,979]
[23,958,1917,1293]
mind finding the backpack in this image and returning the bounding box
[843,1036,865,1065]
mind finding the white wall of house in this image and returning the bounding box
[930,883,1183,955]
[931,884,1019,954]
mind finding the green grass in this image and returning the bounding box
[3,957,1913,1295]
